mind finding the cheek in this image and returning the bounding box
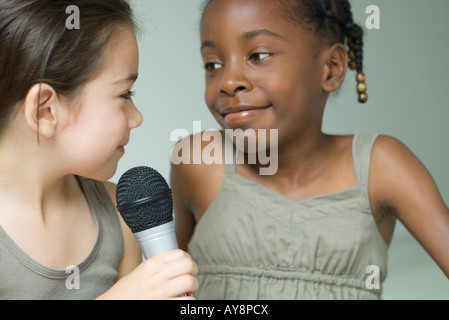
[269,63,321,104]
[205,74,216,95]
[68,110,126,147]
[204,82,219,112]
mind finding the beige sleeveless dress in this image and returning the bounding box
[188,133,388,300]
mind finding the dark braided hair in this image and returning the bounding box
[202,0,368,103]
[282,0,368,103]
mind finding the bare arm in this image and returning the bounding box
[370,136,449,278]
[170,133,226,251]
[171,160,197,251]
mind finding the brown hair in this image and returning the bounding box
[0,0,137,135]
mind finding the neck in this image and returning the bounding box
[278,131,332,176]
[0,131,76,221]
[243,130,333,185]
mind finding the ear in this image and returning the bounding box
[321,43,348,93]
[23,83,60,139]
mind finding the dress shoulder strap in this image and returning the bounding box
[353,132,379,187]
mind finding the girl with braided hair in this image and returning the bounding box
[171,0,449,299]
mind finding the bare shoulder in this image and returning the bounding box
[369,135,434,191]
[170,131,226,219]
[370,133,448,211]
[371,134,414,162]
[369,134,439,209]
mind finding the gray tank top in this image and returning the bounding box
[188,133,389,299]
[0,177,123,300]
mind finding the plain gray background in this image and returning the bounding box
[111,0,449,299]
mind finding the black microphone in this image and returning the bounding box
[116,166,178,259]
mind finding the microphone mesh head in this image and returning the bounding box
[116,166,173,233]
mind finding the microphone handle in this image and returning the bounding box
[134,221,190,297]
[134,220,178,259]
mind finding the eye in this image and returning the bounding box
[121,90,135,100]
[204,62,222,71]
[249,52,271,62]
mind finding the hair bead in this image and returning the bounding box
[348,50,355,60]
[356,82,367,93]
[358,92,368,103]
[355,72,367,103]
[356,72,366,83]
[348,60,357,70]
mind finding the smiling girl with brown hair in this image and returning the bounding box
[0,0,198,299]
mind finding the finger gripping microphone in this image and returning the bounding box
[116,166,178,259]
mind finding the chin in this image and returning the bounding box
[78,163,118,182]
[96,168,118,182]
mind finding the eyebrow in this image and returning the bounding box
[201,40,215,50]
[201,29,285,50]
[113,73,139,84]
[242,29,286,40]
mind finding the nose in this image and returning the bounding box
[128,102,143,129]
[219,59,252,96]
